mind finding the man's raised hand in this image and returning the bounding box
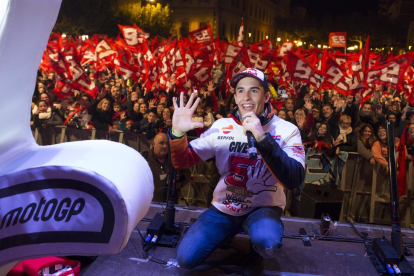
[172,92,204,136]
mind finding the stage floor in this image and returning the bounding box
[80,204,414,276]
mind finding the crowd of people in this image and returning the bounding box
[31,65,414,201]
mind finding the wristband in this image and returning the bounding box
[172,128,185,138]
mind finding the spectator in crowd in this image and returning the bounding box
[284,98,294,112]
[278,109,287,120]
[92,98,113,132]
[139,110,158,139]
[356,123,377,165]
[390,97,402,114]
[161,107,172,122]
[287,110,294,122]
[372,125,389,174]
[124,119,137,132]
[32,93,53,119]
[354,102,378,130]
[109,85,127,109]
[333,114,358,152]
[399,107,414,137]
[384,111,400,139]
[406,123,414,156]
[139,103,149,118]
[342,94,359,124]
[156,103,166,119]
[112,102,123,121]
[311,107,322,126]
[371,90,382,106]
[211,63,225,95]
[69,93,94,129]
[214,98,227,119]
[309,90,321,107]
[157,107,173,133]
[143,133,191,203]
[32,100,52,128]
[203,106,215,129]
[128,102,144,123]
[293,96,314,143]
[322,100,344,131]
[308,122,334,156]
[293,109,312,143]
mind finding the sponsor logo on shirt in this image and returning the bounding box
[221,125,233,134]
[272,135,281,141]
[292,143,305,155]
[218,136,234,140]
[228,142,248,153]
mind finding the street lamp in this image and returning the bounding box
[317,44,321,48]
[298,41,303,46]
[277,37,281,42]
[409,45,412,50]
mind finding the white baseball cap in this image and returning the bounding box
[230,68,269,91]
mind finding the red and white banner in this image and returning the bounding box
[329,32,347,47]
[366,53,413,90]
[286,51,327,89]
[189,25,214,44]
[38,26,414,102]
[322,49,351,95]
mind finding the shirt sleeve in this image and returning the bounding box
[168,124,218,169]
[256,128,305,190]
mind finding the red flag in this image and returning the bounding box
[400,60,414,95]
[286,51,327,89]
[224,44,242,65]
[95,39,117,68]
[118,24,150,46]
[226,44,251,79]
[366,53,413,90]
[278,42,294,57]
[329,32,347,47]
[321,49,351,95]
[189,25,214,44]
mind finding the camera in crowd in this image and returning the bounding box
[70,117,81,129]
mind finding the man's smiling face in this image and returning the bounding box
[234,77,270,117]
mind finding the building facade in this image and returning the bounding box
[159,0,290,44]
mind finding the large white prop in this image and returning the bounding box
[0,0,154,267]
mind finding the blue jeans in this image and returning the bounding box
[177,206,284,269]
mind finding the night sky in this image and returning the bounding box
[292,0,380,18]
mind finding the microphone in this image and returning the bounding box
[246,131,257,160]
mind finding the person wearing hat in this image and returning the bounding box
[168,68,305,275]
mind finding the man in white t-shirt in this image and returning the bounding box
[169,68,305,275]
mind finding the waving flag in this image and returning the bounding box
[286,51,326,89]
[366,53,413,90]
[118,24,149,46]
[189,25,213,44]
[321,49,351,95]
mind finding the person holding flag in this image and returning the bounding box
[168,68,305,275]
